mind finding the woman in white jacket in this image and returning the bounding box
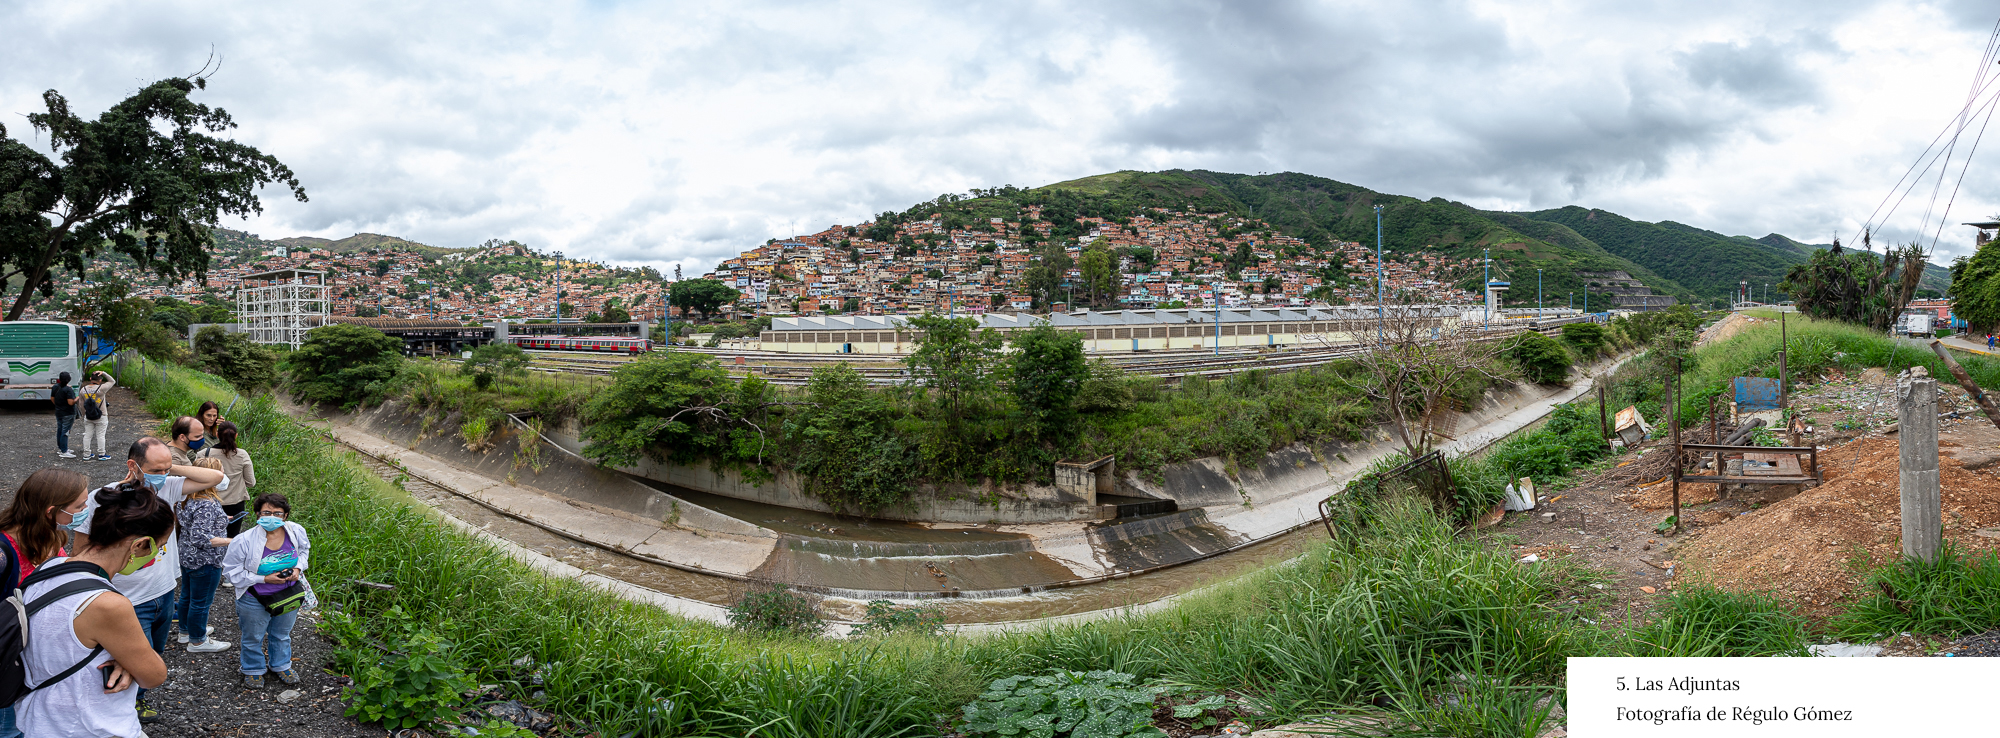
[220,493,315,689]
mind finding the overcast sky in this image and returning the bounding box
[4,0,1998,274]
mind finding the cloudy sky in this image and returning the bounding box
[4,0,1998,274]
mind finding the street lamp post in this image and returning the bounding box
[1374,204,1384,342]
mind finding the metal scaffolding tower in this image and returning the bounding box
[238,269,328,350]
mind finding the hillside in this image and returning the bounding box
[1023,170,1700,308]
[1516,208,1950,299]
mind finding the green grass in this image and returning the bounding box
[102,313,2000,737]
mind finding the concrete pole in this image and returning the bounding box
[1898,367,1942,563]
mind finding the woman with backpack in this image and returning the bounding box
[76,372,115,462]
[0,469,89,738]
[196,421,254,537]
[222,493,313,689]
[49,372,77,459]
[16,481,175,737]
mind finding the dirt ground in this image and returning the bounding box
[0,390,380,738]
[1479,360,2000,628]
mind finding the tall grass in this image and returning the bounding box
[1832,545,2000,640]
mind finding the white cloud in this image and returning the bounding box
[2,0,1995,272]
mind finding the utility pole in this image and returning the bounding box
[1537,269,1543,320]
[1374,204,1384,342]
[555,250,564,323]
[1483,248,1490,330]
[1213,282,1221,355]
[1898,367,1942,562]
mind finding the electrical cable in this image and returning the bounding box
[1856,16,2000,245]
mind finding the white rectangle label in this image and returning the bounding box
[1568,657,1998,736]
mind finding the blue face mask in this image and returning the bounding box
[56,506,89,533]
[142,473,169,491]
[186,437,206,451]
[257,516,286,532]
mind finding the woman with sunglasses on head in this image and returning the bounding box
[17,481,175,738]
[221,493,313,689]
[0,469,90,738]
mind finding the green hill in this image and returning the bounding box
[1515,208,1950,299]
[1022,170,1699,308]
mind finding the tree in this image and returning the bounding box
[579,352,777,469]
[65,279,184,361]
[288,323,404,408]
[1079,248,1117,306]
[587,296,631,324]
[193,326,278,393]
[1779,240,1927,330]
[1338,303,1510,461]
[460,342,528,390]
[903,314,1003,431]
[1951,240,2000,332]
[0,77,306,320]
[1009,324,1088,445]
[1306,284,1346,305]
[668,278,741,322]
[1559,321,1610,357]
[779,365,916,514]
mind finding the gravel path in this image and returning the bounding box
[0,391,381,738]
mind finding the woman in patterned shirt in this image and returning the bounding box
[174,458,233,654]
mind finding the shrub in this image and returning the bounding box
[1560,321,1610,357]
[287,323,405,407]
[959,670,1163,738]
[728,585,824,637]
[1010,325,1088,444]
[461,342,529,390]
[1503,331,1572,384]
[783,365,918,514]
[1833,544,2000,639]
[855,600,947,637]
[327,608,479,731]
[193,326,279,393]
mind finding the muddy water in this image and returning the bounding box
[347,445,1325,624]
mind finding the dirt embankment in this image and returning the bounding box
[1674,429,2000,615]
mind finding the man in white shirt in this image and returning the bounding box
[81,437,225,723]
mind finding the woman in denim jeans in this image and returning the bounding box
[221,493,314,688]
[175,458,233,654]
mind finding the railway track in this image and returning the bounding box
[454,318,1590,386]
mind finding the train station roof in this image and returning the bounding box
[768,305,1479,332]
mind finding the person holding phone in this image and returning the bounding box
[173,458,232,654]
[221,493,313,689]
[17,481,176,738]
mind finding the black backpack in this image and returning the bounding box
[0,560,116,707]
[82,388,102,421]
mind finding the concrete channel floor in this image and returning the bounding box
[0,390,381,738]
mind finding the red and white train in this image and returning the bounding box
[505,335,653,355]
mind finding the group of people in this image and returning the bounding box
[1,383,314,738]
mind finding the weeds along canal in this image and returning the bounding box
[338,437,1324,624]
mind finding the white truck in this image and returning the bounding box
[1895,311,1935,338]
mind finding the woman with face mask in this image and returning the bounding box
[221,493,314,689]
[17,481,175,738]
[0,469,89,738]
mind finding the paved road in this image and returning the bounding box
[0,390,379,738]
[1939,334,1997,357]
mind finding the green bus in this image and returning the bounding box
[0,321,87,401]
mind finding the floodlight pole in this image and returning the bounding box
[555,251,564,323]
[1213,282,1221,355]
[1483,248,1490,330]
[1537,269,1543,320]
[1374,204,1384,343]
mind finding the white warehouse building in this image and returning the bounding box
[757,306,1520,355]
